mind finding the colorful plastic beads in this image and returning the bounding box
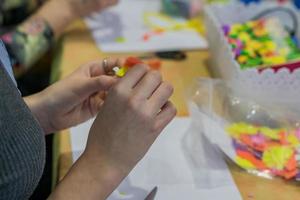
[222,18,300,69]
[114,57,162,77]
[226,122,300,180]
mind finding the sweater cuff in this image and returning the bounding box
[1,17,54,76]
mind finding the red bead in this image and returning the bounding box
[124,57,143,68]
[147,59,161,70]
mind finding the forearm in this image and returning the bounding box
[49,150,125,200]
[34,0,77,37]
[1,0,77,76]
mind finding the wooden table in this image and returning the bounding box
[51,20,300,200]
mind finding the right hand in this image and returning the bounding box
[85,64,177,176]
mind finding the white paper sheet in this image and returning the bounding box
[85,0,207,53]
[70,117,241,200]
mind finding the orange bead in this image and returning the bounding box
[154,28,165,35]
[283,169,298,180]
[279,131,288,145]
[143,33,151,41]
[147,59,161,70]
[240,135,253,147]
[285,154,297,171]
[252,143,265,152]
[265,141,280,147]
[236,150,266,170]
[124,57,143,68]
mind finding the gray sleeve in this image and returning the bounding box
[0,40,17,87]
[0,65,45,199]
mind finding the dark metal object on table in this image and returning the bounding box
[144,186,158,200]
[155,51,187,60]
[139,51,187,61]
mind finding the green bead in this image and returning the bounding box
[249,31,255,38]
[285,37,297,48]
[258,36,271,42]
[241,50,249,56]
[246,58,262,67]
[287,53,300,60]
[229,34,238,39]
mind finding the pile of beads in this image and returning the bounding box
[114,57,161,77]
[226,122,300,180]
[222,18,300,69]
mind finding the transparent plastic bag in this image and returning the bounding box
[185,77,300,181]
[181,109,238,188]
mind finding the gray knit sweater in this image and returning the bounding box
[0,45,45,199]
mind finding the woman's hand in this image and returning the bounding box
[49,65,176,200]
[66,0,119,18]
[86,65,176,174]
[25,59,119,134]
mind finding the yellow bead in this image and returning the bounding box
[239,32,251,42]
[226,123,258,137]
[236,156,255,169]
[262,55,286,65]
[262,146,293,170]
[265,41,277,51]
[237,55,248,63]
[260,127,280,139]
[287,134,300,147]
[254,29,267,37]
[258,48,269,55]
[271,56,286,64]
[115,67,128,77]
[231,24,242,34]
[250,41,262,50]
[262,57,273,65]
[244,47,256,57]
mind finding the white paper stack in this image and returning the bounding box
[85,0,208,53]
[70,117,241,200]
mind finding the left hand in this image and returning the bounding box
[66,0,119,18]
[25,59,120,134]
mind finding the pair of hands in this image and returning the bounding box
[29,58,176,134]
[26,59,176,192]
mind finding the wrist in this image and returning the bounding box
[50,149,125,199]
[81,148,126,188]
[35,0,78,36]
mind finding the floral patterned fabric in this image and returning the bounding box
[0,0,54,76]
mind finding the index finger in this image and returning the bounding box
[117,64,149,89]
